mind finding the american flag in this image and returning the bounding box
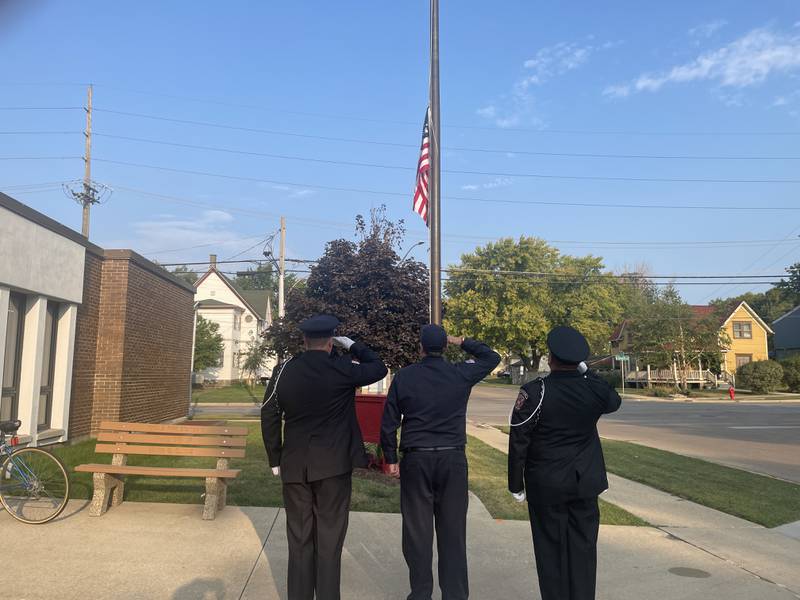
[413,108,431,225]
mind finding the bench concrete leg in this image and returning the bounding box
[89,473,123,517]
[203,477,226,520]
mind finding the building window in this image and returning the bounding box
[1,292,25,422]
[245,315,253,323]
[732,321,752,339]
[38,301,59,431]
[735,354,752,369]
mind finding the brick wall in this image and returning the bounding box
[68,251,103,438]
[69,250,194,438]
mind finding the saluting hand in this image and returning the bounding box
[447,335,464,347]
[332,336,355,350]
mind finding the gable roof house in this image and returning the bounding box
[610,301,773,387]
[773,305,800,360]
[194,255,274,384]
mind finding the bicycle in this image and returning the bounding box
[0,420,70,524]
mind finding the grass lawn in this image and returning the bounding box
[191,383,264,404]
[466,436,646,526]
[495,426,800,527]
[602,439,800,527]
[51,424,642,523]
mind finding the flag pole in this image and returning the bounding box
[429,0,442,325]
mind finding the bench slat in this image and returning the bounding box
[99,421,248,436]
[97,432,247,448]
[74,464,240,478]
[94,443,246,459]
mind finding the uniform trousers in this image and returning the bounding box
[282,471,352,600]
[527,496,600,600]
[400,449,469,600]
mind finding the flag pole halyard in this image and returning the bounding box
[429,0,442,325]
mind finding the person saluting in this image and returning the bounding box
[381,324,501,600]
[508,326,621,600]
[261,314,388,600]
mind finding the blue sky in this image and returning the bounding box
[1,0,799,303]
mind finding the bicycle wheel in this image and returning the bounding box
[0,447,70,524]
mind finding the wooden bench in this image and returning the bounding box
[75,421,248,520]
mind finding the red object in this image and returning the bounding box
[10,436,19,447]
[413,109,430,225]
[729,387,736,401]
[355,393,387,444]
[355,392,388,471]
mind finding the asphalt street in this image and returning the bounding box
[467,384,800,483]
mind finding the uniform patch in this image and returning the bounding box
[514,389,529,410]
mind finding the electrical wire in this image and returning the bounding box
[93,159,800,210]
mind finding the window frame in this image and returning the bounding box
[1,292,26,422]
[732,321,753,340]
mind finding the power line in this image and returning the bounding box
[0,106,83,111]
[0,131,81,135]
[0,156,81,161]
[93,159,800,210]
[89,124,800,162]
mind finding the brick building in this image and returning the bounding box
[0,192,194,445]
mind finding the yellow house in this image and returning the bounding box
[716,301,773,375]
[609,301,773,385]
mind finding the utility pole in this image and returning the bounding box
[81,84,94,238]
[429,0,442,324]
[278,216,286,318]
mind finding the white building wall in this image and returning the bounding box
[196,307,243,382]
[0,206,85,303]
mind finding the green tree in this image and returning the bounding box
[266,207,428,369]
[193,316,224,372]
[736,360,784,393]
[234,263,275,291]
[711,287,800,325]
[627,287,728,390]
[780,355,800,392]
[778,262,800,295]
[171,265,197,286]
[239,341,268,384]
[444,237,624,370]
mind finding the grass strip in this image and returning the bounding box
[466,436,647,525]
[191,383,264,404]
[602,439,800,527]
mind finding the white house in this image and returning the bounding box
[194,256,274,384]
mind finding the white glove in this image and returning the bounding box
[511,491,526,503]
[332,336,355,350]
[271,466,281,476]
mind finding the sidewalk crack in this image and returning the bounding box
[237,508,282,600]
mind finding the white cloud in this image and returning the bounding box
[607,28,800,97]
[461,178,513,191]
[689,19,728,39]
[522,42,594,85]
[477,39,616,127]
[125,210,246,256]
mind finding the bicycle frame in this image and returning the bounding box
[0,436,41,493]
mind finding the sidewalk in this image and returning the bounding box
[467,421,800,598]
[3,494,799,599]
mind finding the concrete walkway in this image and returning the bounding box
[3,494,799,599]
[467,421,800,599]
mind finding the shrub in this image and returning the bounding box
[736,360,784,393]
[595,370,621,388]
[780,355,800,392]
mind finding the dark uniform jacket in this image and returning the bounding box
[380,338,501,463]
[261,342,388,483]
[508,370,622,505]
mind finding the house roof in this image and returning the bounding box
[238,289,271,320]
[197,299,241,310]
[194,267,264,319]
[609,320,627,342]
[773,305,800,325]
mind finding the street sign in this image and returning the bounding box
[615,354,630,362]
